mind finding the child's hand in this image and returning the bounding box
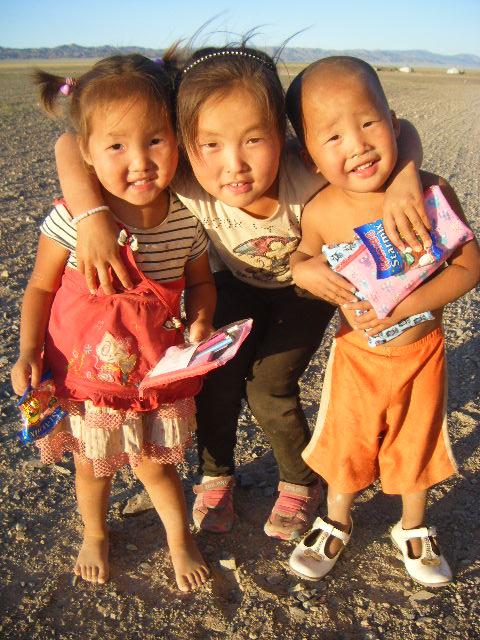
[188,320,215,344]
[350,308,389,334]
[347,303,408,335]
[342,300,387,333]
[292,254,357,305]
[76,212,133,295]
[11,352,43,396]
[383,167,432,252]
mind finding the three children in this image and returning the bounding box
[11,47,478,591]
[54,44,428,543]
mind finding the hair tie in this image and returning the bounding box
[59,77,75,96]
[154,58,165,68]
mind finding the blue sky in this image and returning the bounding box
[2,0,480,56]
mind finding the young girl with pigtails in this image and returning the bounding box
[54,42,430,542]
[11,52,215,592]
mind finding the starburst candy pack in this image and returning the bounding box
[323,185,474,319]
[354,221,443,279]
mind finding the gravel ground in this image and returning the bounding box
[0,64,479,640]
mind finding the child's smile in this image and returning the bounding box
[81,99,178,222]
[349,155,380,178]
[188,84,282,218]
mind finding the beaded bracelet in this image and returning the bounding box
[71,205,111,226]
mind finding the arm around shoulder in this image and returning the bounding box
[382,118,432,251]
[54,133,132,293]
[393,175,480,318]
[55,133,104,215]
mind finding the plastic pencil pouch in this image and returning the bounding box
[322,185,473,319]
[17,371,67,443]
[139,319,253,396]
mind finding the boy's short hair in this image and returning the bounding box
[286,56,390,147]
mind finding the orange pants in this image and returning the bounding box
[303,327,457,494]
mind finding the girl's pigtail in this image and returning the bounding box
[154,42,185,122]
[32,69,74,114]
[156,42,184,84]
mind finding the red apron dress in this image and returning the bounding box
[37,238,203,477]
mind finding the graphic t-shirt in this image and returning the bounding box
[174,145,327,289]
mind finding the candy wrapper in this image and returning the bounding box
[354,220,443,279]
[323,185,474,318]
[17,372,67,443]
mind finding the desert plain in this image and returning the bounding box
[0,62,479,639]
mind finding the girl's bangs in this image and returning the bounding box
[78,77,170,142]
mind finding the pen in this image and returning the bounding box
[195,332,228,353]
[192,336,233,360]
[190,351,214,366]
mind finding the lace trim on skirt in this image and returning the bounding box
[35,397,196,478]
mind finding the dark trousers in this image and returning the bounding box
[195,271,335,485]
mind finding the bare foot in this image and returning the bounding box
[168,533,210,592]
[74,531,109,584]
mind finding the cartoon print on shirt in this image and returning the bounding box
[233,236,299,281]
[96,332,137,383]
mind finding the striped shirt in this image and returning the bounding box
[40,192,208,283]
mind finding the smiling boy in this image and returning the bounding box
[285,56,480,586]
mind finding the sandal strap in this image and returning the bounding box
[400,525,437,540]
[301,516,351,562]
[310,517,350,548]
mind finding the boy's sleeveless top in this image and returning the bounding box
[42,201,204,411]
[173,143,327,289]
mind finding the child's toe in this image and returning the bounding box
[97,568,108,584]
[177,574,193,592]
[197,567,210,585]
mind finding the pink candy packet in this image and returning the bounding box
[323,185,474,318]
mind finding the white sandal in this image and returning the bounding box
[391,521,452,587]
[289,516,352,580]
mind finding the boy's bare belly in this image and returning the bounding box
[339,308,443,347]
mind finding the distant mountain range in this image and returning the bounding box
[1,44,479,69]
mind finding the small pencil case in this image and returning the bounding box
[139,319,252,396]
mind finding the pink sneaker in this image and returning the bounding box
[192,476,235,533]
[264,479,324,541]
